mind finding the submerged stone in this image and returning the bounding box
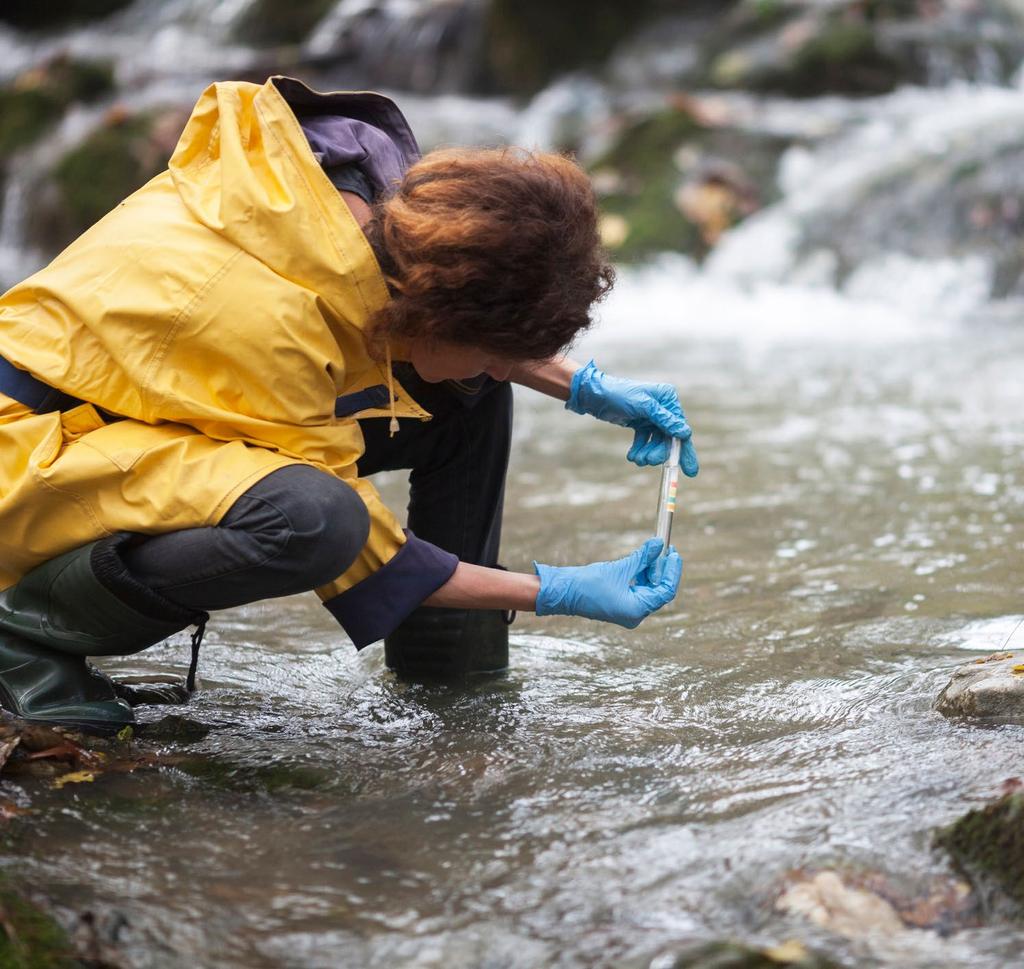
[658,939,840,968]
[935,793,1024,920]
[138,714,211,745]
[934,651,1024,720]
[775,866,977,938]
[0,875,78,968]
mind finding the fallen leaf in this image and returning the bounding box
[0,736,21,773]
[764,938,808,962]
[0,802,31,821]
[27,742,105,769]
[52,771,96,789]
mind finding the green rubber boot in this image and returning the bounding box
[0,631,134,734]
[0,534,206,734]
[384,607,510,681]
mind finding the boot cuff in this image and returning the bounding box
[91,534,206,626]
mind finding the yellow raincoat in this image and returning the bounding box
[0,77,431,611]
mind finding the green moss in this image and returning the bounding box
[705,11,905,98]
[786,21,900,96]
[51,113,160,242]
[483,0,662,95]
[0,88,64,160]
[0,0,132,30]
[935,793,1024,919]
[233,0,337,46]
[0,877,77,969]
[0,59,114,161]
[740,0,791,30]
[590,109,704,263]
[175,756,336,793]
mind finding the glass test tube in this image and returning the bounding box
[655,437,682,554]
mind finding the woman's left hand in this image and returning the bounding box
[565,360,699,473]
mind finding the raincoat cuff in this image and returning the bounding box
[322,531,458,649]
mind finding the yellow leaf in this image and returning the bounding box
[765,939,809,963]
[116,726,134,743]
[53,771,95,789]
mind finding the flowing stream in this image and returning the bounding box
[2,5,1024,967]
[2,255,1022,967]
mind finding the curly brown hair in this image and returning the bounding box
[364,147,615,361]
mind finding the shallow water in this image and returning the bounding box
[3,270,1023,968]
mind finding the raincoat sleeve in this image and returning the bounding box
[315,476,458,649]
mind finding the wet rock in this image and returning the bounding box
[776,869,906,937]
[70,908,130,969]
[138,714,211,745]
[775,867,977,938]
[589,96,789,263]
[0,875,78,968]
[0,713,171,790]
[234,0,336,47]
[653,939,840,968]
[0,0,132,30]
[697,0,1024,96]
[482,0,668,95]
[704,5,909,97]
[0,55,114,161]
[934,651,1024,719]
[935,792,1024,920]
[28,104,189,255]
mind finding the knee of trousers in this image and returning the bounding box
[233,466,370,589]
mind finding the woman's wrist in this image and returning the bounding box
[422,561,540,612]
[509,355,582,401]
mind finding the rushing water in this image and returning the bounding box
[3,5,1024,963]
[2,258,1022,968]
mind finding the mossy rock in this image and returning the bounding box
[591,109,704,262]
[590,105,788,263]
[233,0,337,46]
[783,20,904,97]
[0,58,114,161]
[0,0,133,30]
[175,755,336,793]
[705,7,910,97]
[482,0,667,95]
[662,939,841,968]
[0,876,78,969]
[935,793,1024,920]
[44,112,161,250]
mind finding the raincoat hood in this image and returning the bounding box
[168,75,419,345]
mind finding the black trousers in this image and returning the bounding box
[121,366,512,646]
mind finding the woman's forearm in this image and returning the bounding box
[423,561,540,611]
[509,355,582,401]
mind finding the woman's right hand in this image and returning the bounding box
[533,538,683,628]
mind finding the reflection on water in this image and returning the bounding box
[3,271,1023,968]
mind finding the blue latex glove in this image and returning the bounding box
[566,360,699,473]
[534,538,683,629]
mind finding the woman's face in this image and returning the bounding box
[408,339,514,383]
